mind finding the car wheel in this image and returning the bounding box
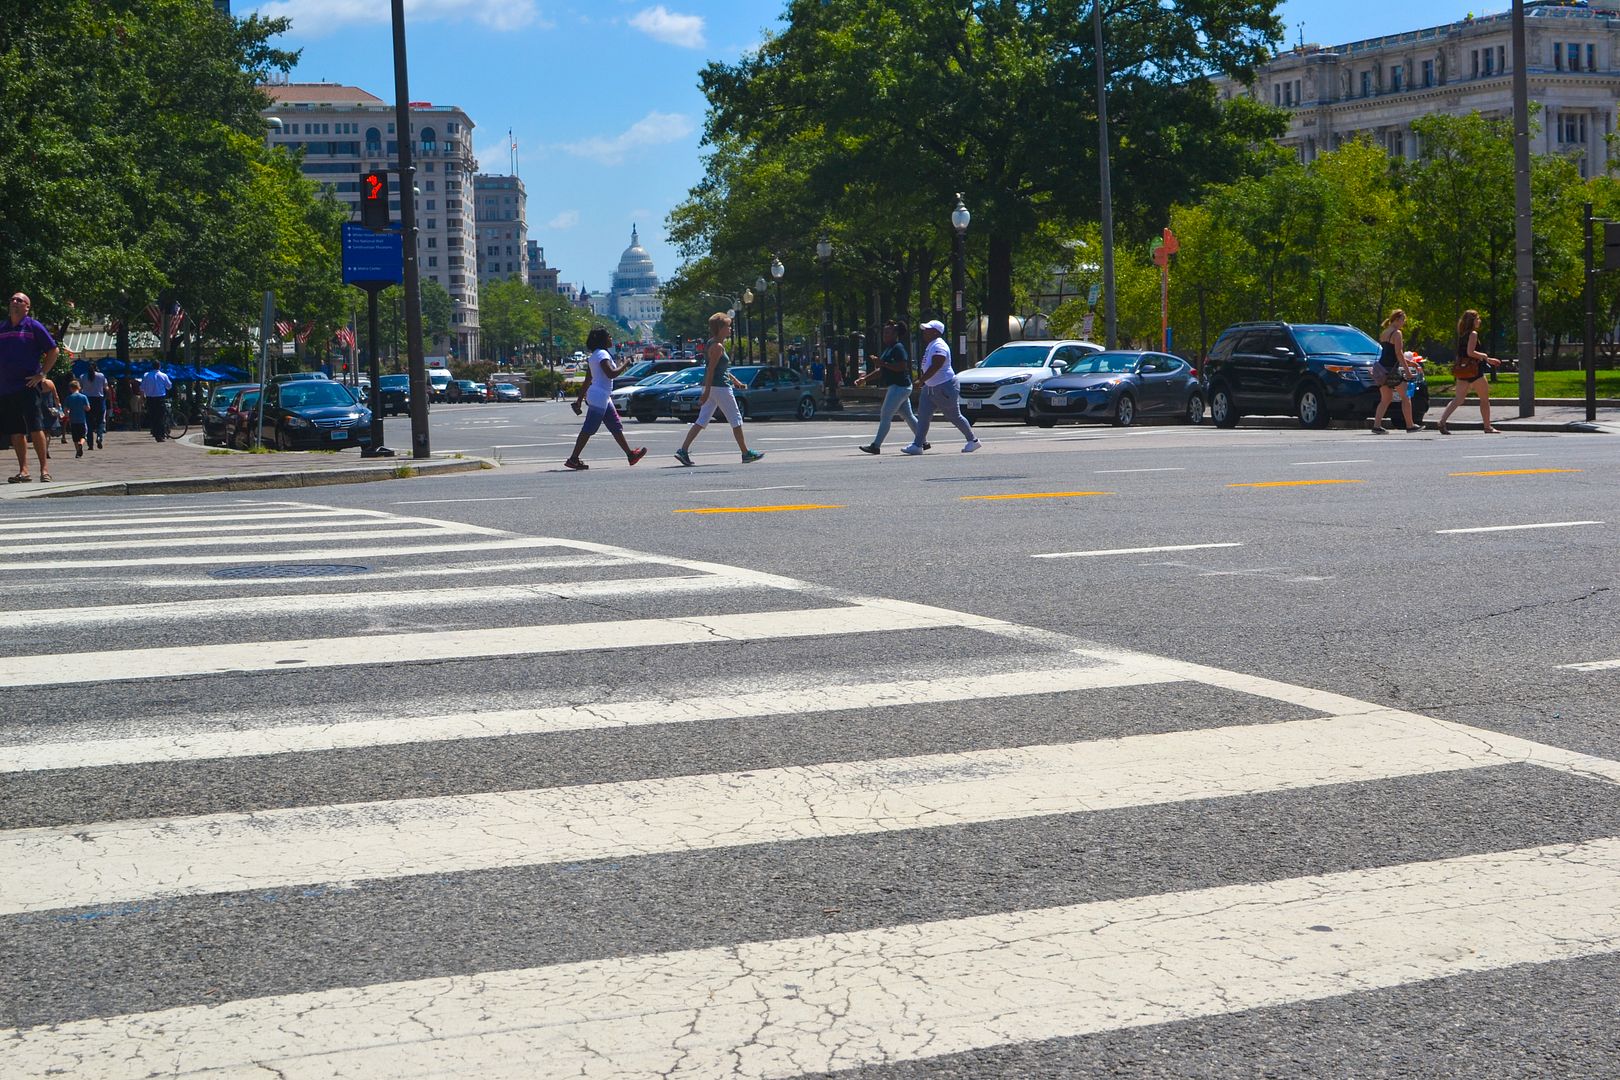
[1112,393,1136,428]
[634,413,657,424]
[796,395,816,420]
[1184,392,1206,425]
[1296,383,1330,429]
[275,425,293,452]
[1036,419,1056,429]
[1210,385,1240,428]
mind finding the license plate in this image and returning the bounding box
[961,401,979,410]
[330,430,348,440]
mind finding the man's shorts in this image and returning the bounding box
[0,388,43,436]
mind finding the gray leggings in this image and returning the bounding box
[915,379,975,444]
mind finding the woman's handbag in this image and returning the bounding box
[1451,356,1481,381]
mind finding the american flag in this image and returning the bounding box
[195,315,209,337]
[335,327,356,350]
[274,319,293,338]
[296,322,315,344]
[144,303,162,337]
[166,304,185,340]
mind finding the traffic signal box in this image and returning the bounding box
[360,170,390,231]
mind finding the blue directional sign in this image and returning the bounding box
[341,223,403,287]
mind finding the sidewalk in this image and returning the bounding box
[0,429,492,500]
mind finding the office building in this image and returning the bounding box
[1212,1,1620,176]
[260,83,482,361]
[527,240,561,294]
[474,174,529,288]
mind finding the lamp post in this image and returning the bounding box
[770,256,785,367]
[951,194,970,365]
[755,275,768,364]
[390,0,430,457]
[1094,0,1117,349]
[741,287,754,363]
[817,235,839,409]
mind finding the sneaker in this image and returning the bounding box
[741,449,765,463]
[924,443,932,450]
[627,447,648,466]
[563,458,588,471]
[1369,425,1387,435]
[858,445,880,455]
[673,448,694,467]
[76,445,83,458]
[96,437,103,449]
[900,444,924,456]
[962,439,982,453]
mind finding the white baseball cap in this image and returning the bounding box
[921,319,945,334]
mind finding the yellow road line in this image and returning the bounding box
[959,492,1114,502]
[1227,479,1365,489]
[675,504,844,515]
[1449,468,1583,478]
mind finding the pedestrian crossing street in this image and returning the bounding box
[3,498,1619,1077]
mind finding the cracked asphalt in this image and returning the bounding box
[2,402,1617,1077]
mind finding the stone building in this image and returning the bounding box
[1212,2,1620,176]
[473,174,529,289]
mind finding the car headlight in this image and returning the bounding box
[284,416,312,429]
[1323,364,1370,381]
[994,374,1033,386]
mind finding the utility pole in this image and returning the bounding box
[1095,0,1117,349]
[1511,0,1536,415]
[392,0,430,457]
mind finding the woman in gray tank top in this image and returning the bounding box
[674,311,764,466]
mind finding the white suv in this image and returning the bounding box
[956,340,1103,421]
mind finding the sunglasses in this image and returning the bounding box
[8,298,26,304]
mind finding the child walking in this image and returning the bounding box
[63,379,90,458]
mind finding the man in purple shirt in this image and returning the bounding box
[1,292,58,483]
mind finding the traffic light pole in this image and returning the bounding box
[392,0,430,458]
[361,284,389,456]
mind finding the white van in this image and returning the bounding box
[427,369,452,402]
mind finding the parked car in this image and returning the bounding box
[957,340,1104,421]
[222,388,262,449]
[447,379,482,402]
[270,371,329,384]
[256,378,373,451]
[493,382,522,402]
[669,365,818,421]
[612,366,705,422]
[375,374,411,416]
[1028,351,1204,428]
[1202,321,1429,429]
[201,382,260,446]
[611,357,692,389]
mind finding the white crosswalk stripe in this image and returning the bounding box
[3,497,1618,1077]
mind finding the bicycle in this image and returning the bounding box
[164,403,190,441]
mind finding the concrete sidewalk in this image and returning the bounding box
[1,429,492,500]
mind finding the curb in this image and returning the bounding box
[10,455,496,499]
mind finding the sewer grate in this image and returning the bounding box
[209,564,372,580]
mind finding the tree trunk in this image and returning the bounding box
[986,234,1013,351]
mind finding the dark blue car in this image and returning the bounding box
[1028,350,1205,427]
[613,365,705,422]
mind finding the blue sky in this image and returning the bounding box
[249,0,1488,292]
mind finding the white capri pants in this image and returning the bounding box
[694,386,744,428]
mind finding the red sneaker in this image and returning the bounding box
[627,447,648,466]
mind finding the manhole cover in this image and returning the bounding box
[921,475,1029,483]
[209,564,372,580]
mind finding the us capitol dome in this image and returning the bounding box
[609,225,663,334]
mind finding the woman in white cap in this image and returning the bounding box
[905,320,979,454]
[674,312,764,466]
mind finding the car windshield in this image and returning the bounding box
[281,383,357,409]
[378,376,408,389]
[978,345,1053,368]
[621,360,653,379]
[1065,352,1142,375]
[496,383,516,391]
[1293,325,1379,358]
[729,366,764,388]
[634,372,675,387]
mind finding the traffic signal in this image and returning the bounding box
[360,170,389,230]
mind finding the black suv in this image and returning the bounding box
[1203,322,1428,429]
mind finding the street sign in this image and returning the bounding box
[1087,283,1101,308]
[1080,313,1096,339]
[341,223,403,287]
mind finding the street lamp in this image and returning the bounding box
[951,194,970,364]
[770,256,785,367]
[817,235,840,410]
[741,287,754,363]
[755,275,768,364]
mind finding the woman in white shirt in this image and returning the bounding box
[564,328,648,470]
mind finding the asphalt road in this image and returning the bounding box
[2,398,1617,1077]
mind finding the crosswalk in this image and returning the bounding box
[2,498,1618,1077]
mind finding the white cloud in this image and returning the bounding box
[560,111,695,166]
[253,0,539,38]
[548,211,581,230]
[628,6,705,49]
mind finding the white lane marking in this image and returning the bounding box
[10,537,576,571]
[0,711,1515,915]
[0,517,412,542]
[126,556,639,588]
[0,508,352,532]
[11,839,1615,1077]
[688,485,807,494]
[1436,521,1603,535]
[1092,467,1184,474]
[0,526,466,557]
[0,576,739,633]
[390,496,540,505]
[0,603,975,689]
[1558,657,1620,672]
[1461,453,1541,459]
[0,661,1175,773]
[1033,543,1243,560]
[1291,459,1372,465]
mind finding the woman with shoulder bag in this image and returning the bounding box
[1370,309,1419,434]
[1437,309,1501,435]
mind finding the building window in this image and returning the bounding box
[426,181,435,192]
[427,219,436,229]
[1569,42,1581,72]
[1559,112,1587,144]
[1473,49,1481,77]
[1498,45,1506,72]
[1274,83,1282,106]
[1589,43,1598,71]
[427,237,437,248]
[1361,70,1372,96]
[1482,49,1493,77]
[1422,59,1435,87]
[428,256,438,268]
[1391,65,1403,92]
[1555,43,1564,71]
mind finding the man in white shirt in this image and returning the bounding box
[139,360,174,442]
[82,361,108,449]
[904,320,980,454]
